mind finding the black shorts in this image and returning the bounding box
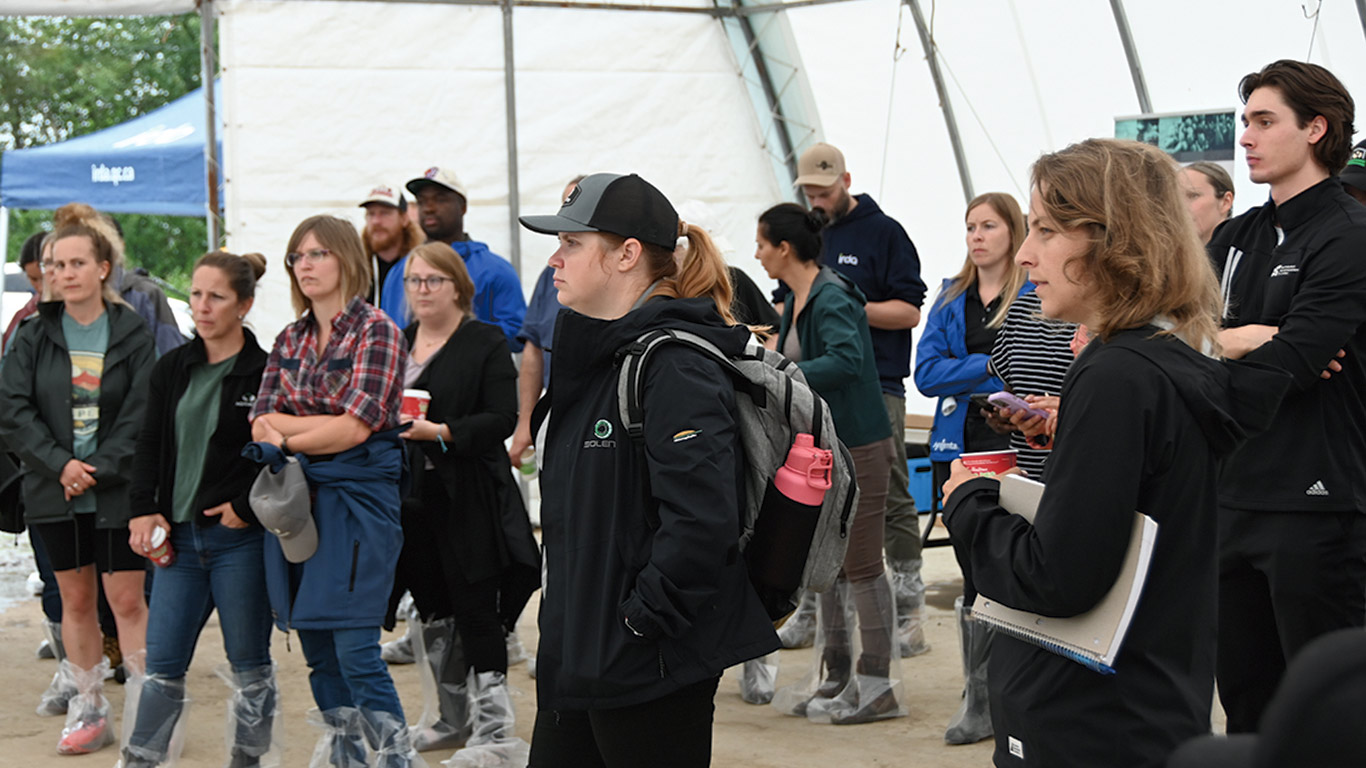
[31,514,144,572]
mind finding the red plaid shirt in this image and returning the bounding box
[251,296,405,430]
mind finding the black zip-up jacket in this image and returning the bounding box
[532,297,780,710]
[944,328,1290,768]
[0,301,154,529]
[1209,178,1366,512]
[129,330,268,527]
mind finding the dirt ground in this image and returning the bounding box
[0,544,1013,767]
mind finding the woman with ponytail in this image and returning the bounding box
[517,173,779,767]
[121,251,277,767]
[755,202,902,725]
[0,203,155,755]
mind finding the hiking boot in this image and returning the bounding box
[791,647,850,716]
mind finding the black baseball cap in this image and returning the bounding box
[519,173,679,250]
[1341,140,1366,194]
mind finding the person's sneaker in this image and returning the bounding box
[57,716,111,755]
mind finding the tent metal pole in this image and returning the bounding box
[1108,0,1152,113]
[1,206,9,326]
[1357,0,1366,43]
[294,0,859,17]
[724,0,799,187]
[904,0,972,204]
[502,0,522,276]
[200,0,221,250]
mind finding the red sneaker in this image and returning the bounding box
[56,716,110,755]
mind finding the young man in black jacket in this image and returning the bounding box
[1210,59,1366,733]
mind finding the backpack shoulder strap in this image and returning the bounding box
[616,329,749,441]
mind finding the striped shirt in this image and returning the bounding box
[989,289,1076,479]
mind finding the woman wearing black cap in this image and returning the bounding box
[518,173,780,767]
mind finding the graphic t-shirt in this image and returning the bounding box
[62,311,110,514]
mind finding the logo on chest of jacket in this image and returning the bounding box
[1269,264,1300,278]
[584,419,616,449]
[1008,736,1024,759]
[836,253,858,266]
[1306,480,1329,496]
[235,393,256,408]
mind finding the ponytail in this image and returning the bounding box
[647,221,737,326]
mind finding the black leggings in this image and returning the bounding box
[527,677,720,768]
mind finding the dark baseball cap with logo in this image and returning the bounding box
[1341,139,1366,194]
[518,173,678,250]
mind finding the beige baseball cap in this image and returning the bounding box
[406,167,469,200]
[794,142,846,187]
[358,183,407,212]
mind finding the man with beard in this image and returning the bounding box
[773,143,930,662]
[395,167,526,349]
[360,183,424,324]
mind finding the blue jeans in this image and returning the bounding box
[298,626,406,719]
[129,522,274,758]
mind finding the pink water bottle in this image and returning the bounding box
[773,433,833,506]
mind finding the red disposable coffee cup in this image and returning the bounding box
[147,526,175,568]
[401,389,431,422]
[959,449,1018,477]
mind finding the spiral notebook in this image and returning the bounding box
[970,475,1158,675]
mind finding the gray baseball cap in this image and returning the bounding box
[250,457,317,563]
[519,173,679,250]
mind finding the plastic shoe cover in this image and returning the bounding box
[364,709,429,768]
[119,650,148,745]
[56,658,113,755]
[771,579,856,717]
[945,597,994,744]
[217,662,282,767]
[115,670,191,768]
[775,590,817,649]
[383,601,419,665]
[37,638,55,659]
[37,665,77,717]
[308,707,368,768]
[410,618,471,752]
[525,657,535,680]
[806,655,906,725]
[890,557,931,658]
[505,631,528,667]
[739,653,778,705]
[443,671,529,768]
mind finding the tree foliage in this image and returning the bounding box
[1,13,209,293]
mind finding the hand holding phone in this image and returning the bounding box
[988,391,1052,421]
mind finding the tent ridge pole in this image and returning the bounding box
[200,0,221,250]
[904,0,972,204]
[1108,0,1152,113]
[503,0,522,276]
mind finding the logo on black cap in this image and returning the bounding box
[564,185,581,207]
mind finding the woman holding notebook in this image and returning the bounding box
[940,139,1289,768]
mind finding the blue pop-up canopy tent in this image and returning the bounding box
[0,80,222,216]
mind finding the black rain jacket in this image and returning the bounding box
[532,296,780,710]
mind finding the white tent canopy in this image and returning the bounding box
[10,0,1366,413]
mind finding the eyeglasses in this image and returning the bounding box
[285,248,332,269]
[404,276,453,291]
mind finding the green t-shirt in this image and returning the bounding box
[172,354,236,523]
[62,311,109,515]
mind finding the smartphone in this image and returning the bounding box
[988,391,1052,421]
[968,393,996,413]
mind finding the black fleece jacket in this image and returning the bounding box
[1209,178,1366,512]
[129,330,267,527]
[944,327,1290,768]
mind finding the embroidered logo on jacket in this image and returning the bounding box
[1306,480,1329,497]
[672,429,702,443]
[583,418,616,450]
[1269,264,1300,278]
[836,253,858,266]
[235,393,256,408]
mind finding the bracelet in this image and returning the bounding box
[280,435,291,455]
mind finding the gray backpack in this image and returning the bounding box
[616,328,858,617]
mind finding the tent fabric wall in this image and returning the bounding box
[218,0,788,337]
[1,1,195,14]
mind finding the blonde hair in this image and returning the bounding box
[937,192,1029,328]
[285,215,372,318]
[404,241,475,317]
[49,202,128,308]
[603,223,738,326]
[1031,138,1222,352]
